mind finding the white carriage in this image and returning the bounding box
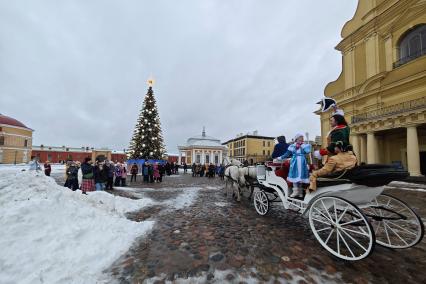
[253,162,424,261]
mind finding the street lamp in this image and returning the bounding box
[14,150,17,165]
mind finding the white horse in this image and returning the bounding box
[223,157,244,201]
[238,166,257,199]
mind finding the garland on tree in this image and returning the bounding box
[129,84,165,159]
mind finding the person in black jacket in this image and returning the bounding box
[64,162,79,191]
[158,163,165,182]
[44,161,52,176]
[105,161,115,190]
[130,163,138,182]
[81,157,95,194]
[271,136,289,159]
[94,162,107,191]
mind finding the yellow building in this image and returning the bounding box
[222,133,275,164]
[0,114,33,164]
[320,0,426,176]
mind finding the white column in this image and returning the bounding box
[178,152,182,165]
[219,151,223,165]
[367,132,377,164]
[201,149,205,164]
[407,125,422,176]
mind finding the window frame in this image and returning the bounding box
[395,24,426,67]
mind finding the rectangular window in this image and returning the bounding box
[205,155,210,164]
[263,141,265,147]
[267,150,270,156]
[196,154,201,164]
[0,136,4,146]
[215,155,219,164]
[263,150,265,156]
[267,141,270,147]
[24,139,28,147]
[48,154,52,161]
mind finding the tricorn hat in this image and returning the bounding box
[318,97,337,112]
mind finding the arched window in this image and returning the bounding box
[396,24,426,67]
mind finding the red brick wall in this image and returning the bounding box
[31,150,91,163]
[111,153,127,163]
[167,155,179,163]
[32,150,128,163]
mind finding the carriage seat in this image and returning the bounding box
[316,164,409,188]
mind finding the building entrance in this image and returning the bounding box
[420,152,426,175]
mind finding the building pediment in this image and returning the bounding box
[383,1,426,35]
[359,72,388,93]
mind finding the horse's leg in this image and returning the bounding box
[248,184,254,200]
[236,184,241,202]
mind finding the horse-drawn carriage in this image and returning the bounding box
[249,161,424,261]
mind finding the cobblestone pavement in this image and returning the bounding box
[53,173,426,283]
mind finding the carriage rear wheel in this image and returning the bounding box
[254,190,269,216]
[309,196,375,261]
[363,194,424,249]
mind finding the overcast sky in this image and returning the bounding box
[0,0,358,153]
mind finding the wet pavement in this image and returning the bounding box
[53,173,426,283]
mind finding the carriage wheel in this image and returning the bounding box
[309,196,375,261]
[363,194,424,249]
[253,190,269,216]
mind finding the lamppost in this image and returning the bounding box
[14,150,17,165]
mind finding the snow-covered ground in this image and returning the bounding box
[146,266,343,284]
[114,186,202,210]
[0,163,65,174]
[0,170,156,284]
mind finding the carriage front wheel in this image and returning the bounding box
[363,194,424,249]
[309,196,375,261]
[253,190,269,216]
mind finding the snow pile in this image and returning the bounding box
[164,187,200,210]
[0,163,65,174]
[0,171,154,284]
[115,186,201,210]
[146,267,343,284]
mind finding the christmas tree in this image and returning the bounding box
[129,80,165,159]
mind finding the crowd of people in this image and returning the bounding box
[191,163,225,178]
[35,98,354,198]
[62,158,128,194]
[52,159,188,193]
